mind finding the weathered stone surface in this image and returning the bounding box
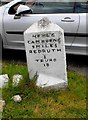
[36,73,67,89]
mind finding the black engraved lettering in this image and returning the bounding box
[47,49,50,53]
[42,45,44,48]
[53,39,57,42]
[36,40,40,44]
[46,39,49,43]
[40,59,43,62]
[31,41,35,44]
[45,44,49,48]
[49,59,52,61]
[34,50,37,54]
[46,63,49,67]
[49,39,52,42]
[44,64,45,67]
[36,59,39,62]
[44,63,49,67]
[42,49,46,53]
[46,33,50,37]
[29,50,32,53]
[42,34,46,37]
[41,40,45,43]
[53,58,56,62]
[37,34,40,38]
[55,43,58,48]
[52,49,55,52]
[28,41,31,44]
[51,33,55,37]
[38,50,41,53]
[32,45,35,49]
[57,49,61,52]
[43,55,46,59]
[36,45,40,48]
[32,34,36,38]
[50,44,53,47]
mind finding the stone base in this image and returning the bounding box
[36,73,68,90]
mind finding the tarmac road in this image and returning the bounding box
[2,49,88,77]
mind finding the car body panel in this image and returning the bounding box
[3,11,79,47]
[0,0,87,55]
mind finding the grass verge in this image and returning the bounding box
[1,61,87,119]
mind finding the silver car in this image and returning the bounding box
[0,0,88,55]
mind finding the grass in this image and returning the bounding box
[1,61,87,119]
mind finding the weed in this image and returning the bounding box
[1,62,87,118]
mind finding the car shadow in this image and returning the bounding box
[2,49,26,64]
[2,49,88,76]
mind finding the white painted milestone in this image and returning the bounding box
[24,17,67,89]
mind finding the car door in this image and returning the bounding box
[71,2,88,55]
[3,1,79,50]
